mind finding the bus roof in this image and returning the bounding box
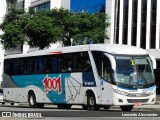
[4,44,148,59]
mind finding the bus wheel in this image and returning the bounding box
[87,93,100,111]
[28,92,38,108]
[37,103,44,108]
[57,104,72,109]
[10,103,14,105]
[120,105,133,111]
[103,106,110,110]
[82,104,88,110]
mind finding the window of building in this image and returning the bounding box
[70,0,106,13]
[140,0,147,49]
[114,0,120,44]
[35,2,50,11]
[131,0,138,46]
[123,0,129,45]
[150,0,157,48]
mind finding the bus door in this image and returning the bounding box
[92,52,113,105]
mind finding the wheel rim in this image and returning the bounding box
[30,96,34,105]
[89,97,95,106]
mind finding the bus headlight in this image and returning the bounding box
[148,90,156,95]
[113,88,128,96]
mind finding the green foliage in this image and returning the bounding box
[0,7,27,49]
[24,10,59,49]
[0,7,110,50]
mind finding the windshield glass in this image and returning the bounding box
[114,55,155,87]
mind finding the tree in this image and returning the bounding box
[0,7,110,50]
[24,9,60,49]
[49,8,79,46]
[0,7,27,49]
[73,12,109,45]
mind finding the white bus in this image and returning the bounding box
[3,44,156,111]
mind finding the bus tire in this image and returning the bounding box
[57,104,72,109]
[37,103,44,108]
[28,92,38,108]
[87,93,100,111]
[82,104,88,110]
[103,106,110,110]
[10,103,14,105]
[120,105,133,111]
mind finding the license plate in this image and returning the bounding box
[135,102,142,106]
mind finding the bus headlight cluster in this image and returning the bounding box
[148,90,156,95]
[113,88,128,96]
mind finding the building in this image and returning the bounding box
[0,0,160,92]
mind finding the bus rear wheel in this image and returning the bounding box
[103,106,110,110]
[82,104,88,110]
[120,105,133,111]
[87,93,100,111]
[28,92,44,108]
[57,104,72,109]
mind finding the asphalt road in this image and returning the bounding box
[0,103,160,120]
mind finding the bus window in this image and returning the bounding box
[44,57,57,74]
[21,58,29,75]
[29,59,36,74]
[92,51,112,82]
[75,52,92,72]
[4,60,14,75]
[60,54,73,73]
[35,58,44,74]
[14,59,21,75]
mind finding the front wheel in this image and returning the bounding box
[28,92,44,108]
[120,105,133,111]
[87,93,100,111]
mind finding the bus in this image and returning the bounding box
[3,44,156,111]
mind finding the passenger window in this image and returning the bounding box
[75,52,92,72]
[22,59,29,75]
[44,57,57,73]
[61,54,73,73]
[35,58,44,74]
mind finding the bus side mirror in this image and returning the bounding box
[149,54,156,69]
[104,53,116,71]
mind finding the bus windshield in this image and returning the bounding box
[114,55,155,88]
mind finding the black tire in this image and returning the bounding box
[103,106,110,110]
[87,93,100,111]
[28,92,44,108]
[120,105,133,111]
[37,103,44,108]
[28,92,38,108]
[2,102,5,105]
[57,104,72,109]
[82,104,88,110]
[10,103,14,105]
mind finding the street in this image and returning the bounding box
[0,103,160,120]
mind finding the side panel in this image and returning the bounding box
[3,73,88,104]
[101,80,113,105]
[65,73,83,103]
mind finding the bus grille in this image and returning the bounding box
[127,99,149,103]
[127,94,150,97]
